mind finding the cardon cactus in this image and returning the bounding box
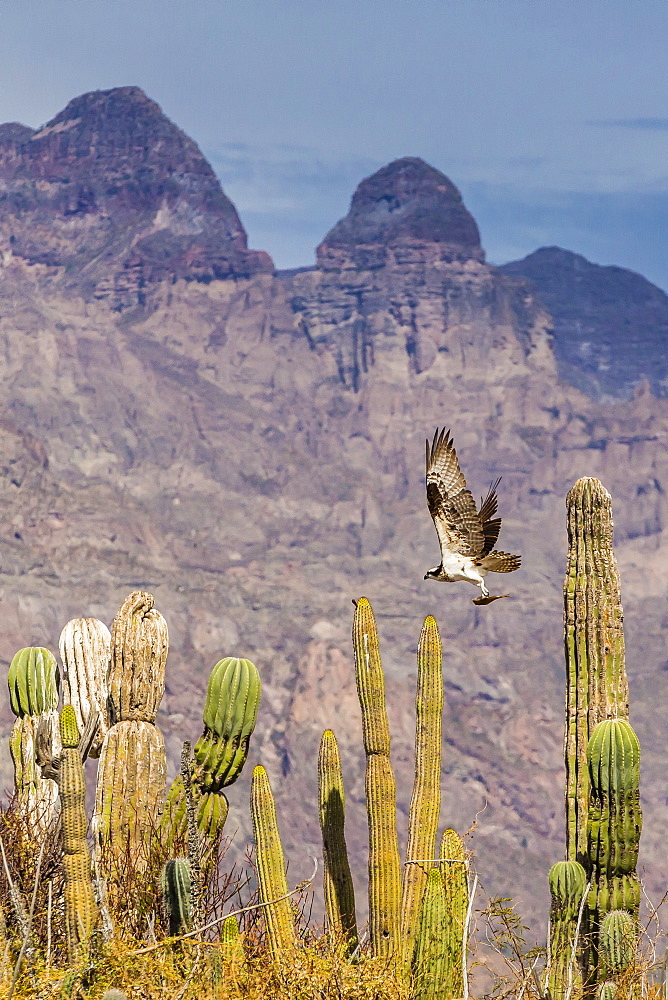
[318,728,358,953]
[220,914,245,968]
[546,860,588,1000]
[352,597,402,959]
[599,910,636,977]
[564,479,628,864]
[437,828,469,999]
[109,591,168,723]
[587,718,642,976]
[598,982,618,1000]
[194,656,261,793]
[8,646,61,832]
[94,592,168,886]
[57,706,98,960]
[250,765,295,960]
[412,867,448,1000]
[162,655,260,853]
[93,720,167,872]
[161,858,193,936]
[402,615,444,963]
[59,617,111,757]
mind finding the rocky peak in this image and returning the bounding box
[500,246,668,399]
[0,86,272,305]
[317,157,484,269]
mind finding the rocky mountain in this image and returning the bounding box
[0,87,667,933]
[500,246,668,400]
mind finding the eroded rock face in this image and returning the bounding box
[500,246,668,400]
[317,157,484,270]
[0,99,667,929]
[0,87,272,307]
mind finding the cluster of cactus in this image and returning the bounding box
[7,646,61,833]
[546,477,643,994]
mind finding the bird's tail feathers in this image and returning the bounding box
[480,550,521,573]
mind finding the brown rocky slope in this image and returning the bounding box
[0,88,666,933]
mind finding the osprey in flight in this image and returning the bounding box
[424,428,521,604]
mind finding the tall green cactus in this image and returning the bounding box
[60,617,111,758]
[586,718,641,977]
[8,646,61,833]
[438,828,469,999]
[93,592,168,884]
[318,728,358,953]
[352,597,402,960]
[161,858,192,936]
[194,656,261,792]
[250,764,295,960]
[546,860,587,1000]
[162,656,261,852]
[564,478,628,864]
[413,867,448,1000]
[402,615,444,962]
[57,706,98,960]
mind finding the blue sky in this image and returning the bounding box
[1,0,667,288]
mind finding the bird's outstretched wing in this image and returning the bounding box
[426,428,485,558]
[479,477,502,556]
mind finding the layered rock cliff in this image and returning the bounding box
[0,90,667,931]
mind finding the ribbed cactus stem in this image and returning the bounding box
[564,479,628,863]
[598,981,619,1000]
[194,656,261,793]
[220,914,245,967]
[402,615,443,961]
[60,618,111,758]
[109,591,168,723]
[413,867,447,1000]
[587,718,642,978]
[318,729,358,953]
[352,597,402,960]
[599,910,636,976]
[546,860,587,1000]
[93,720,166,879]
[161,858,192,936]
[438,828,468,999]
[8,646,61,833]
[58,706,98,960]
[250,765,295,959]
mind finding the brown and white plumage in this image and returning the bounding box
[424,428,520,602]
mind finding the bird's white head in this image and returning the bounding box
[424,566,442,581]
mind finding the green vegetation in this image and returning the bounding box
[0,477,662,999]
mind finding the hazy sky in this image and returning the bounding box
[1,0,667,288]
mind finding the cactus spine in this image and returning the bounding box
[60,617,111,757]
[546,860,587,1000]
[8,646,60,832]
[352,597,402,959]
[250,765,295,960]
[402,615,444,962]
[57,706,98,960]
[564,479,628,864]
[93,592,168,882]
[318,728,358,953]
[161,858,192,936]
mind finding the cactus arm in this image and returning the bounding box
[60,618,111,758]
[564,479,628,862]
[318,729,358,953]
[57,706,98,961]
[402,615,444,961]
[109,591,168,724]
[352,597,402,960]
[250,765,295,959]
[161,858,193,936]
